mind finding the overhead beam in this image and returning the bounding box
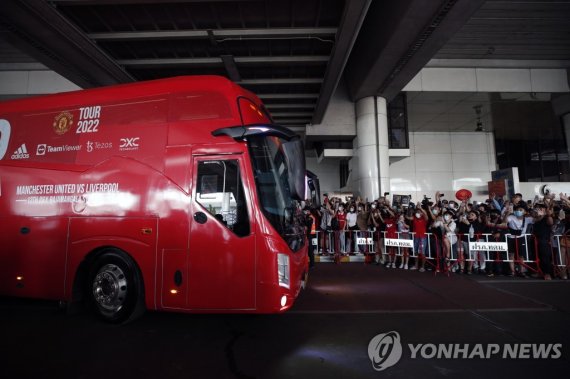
[311,0,372,124]
[220,54,241,82]
[285,126,307,132]
[270,112,314,117]
[0,62,47,71]
[257,93,319,99]
[54,0,259,3]
[116,56,330,67]
[265,104,316,109]
[88,27,338,41]
[0,0,134,88]
[345,0,485,102]
[273,119,312,124]
[238,78,323,85]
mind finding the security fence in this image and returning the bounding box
[311,230,569,278]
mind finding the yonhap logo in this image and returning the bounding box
[368,331,403,371]
[366,330,562,372]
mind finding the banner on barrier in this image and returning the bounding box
[357,237,373,245]
[469,241,508,251]
[312,237,318,246]
[385,238,414,248]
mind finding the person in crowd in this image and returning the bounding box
[303,206,316,268]
[532,203,554,280]
[505,205,534,276]
[456,207,485,274]
[382,206,398,268]
[448,200,459,212]
[356,199,370,255]
[346,203,358,254]
[552,207,568,279]
[484,209,509,277]
[406,204,429,272]
[427,192,445,270]
[318,195,335,255]
[368,201,384,264]
[441,209,457,270]
[335,202,348,255]
[397,212,411,269]
[512,193,528,211]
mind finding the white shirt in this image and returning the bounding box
[347,212,357,227]
[506,215,534,237]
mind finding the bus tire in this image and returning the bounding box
[87,249,144,323]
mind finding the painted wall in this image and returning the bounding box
[0,70,80,95]
[305,79,355,137]
[310,131,497,203]
[389,132,497,203]
[306,157,343,198]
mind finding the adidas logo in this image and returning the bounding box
[11,144,30,160]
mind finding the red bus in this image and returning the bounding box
[0,76,308,322]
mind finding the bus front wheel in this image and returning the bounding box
[88,249,144,323]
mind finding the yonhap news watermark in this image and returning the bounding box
[368,331,563,372]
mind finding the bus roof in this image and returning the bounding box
[0,75,262,113]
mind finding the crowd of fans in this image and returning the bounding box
[302,191,570,280]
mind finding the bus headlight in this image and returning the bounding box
[277,253,290,288]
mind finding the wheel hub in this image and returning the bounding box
[92,264,128,312]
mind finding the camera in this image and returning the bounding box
[421,195,431,208]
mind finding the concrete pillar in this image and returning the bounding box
[563,113,570,158]
[355,96,390,201]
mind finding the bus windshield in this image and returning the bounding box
[248,135,305,252]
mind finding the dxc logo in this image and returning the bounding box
[119,137,140,151]
[120,137,139,148]
[368,331,403,371]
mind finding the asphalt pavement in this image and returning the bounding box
[1,263,569,379]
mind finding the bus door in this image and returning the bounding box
[187,155,256,310]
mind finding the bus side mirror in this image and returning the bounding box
[282,138,306,201]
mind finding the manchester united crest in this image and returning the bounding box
[53,111,74,135]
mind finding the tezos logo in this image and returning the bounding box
[368,331,403,371]
[119,137,140,151]
[87,141,112,153]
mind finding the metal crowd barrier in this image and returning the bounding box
[552,233,570,278]
[311,228,570,278]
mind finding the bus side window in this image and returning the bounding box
[196,159,250,237]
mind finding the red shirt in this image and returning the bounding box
[384,217,397,238]
[412,217,427,238]
[336,212,347,230]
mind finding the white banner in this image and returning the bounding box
[312,238,318,246]
[385,238,414,248]
[469,241,509,251]
[357,237,373,245]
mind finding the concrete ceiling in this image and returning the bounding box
[0,0,569,136]
[0,0,371,131]
[436,0,570,60]
[407,91,493,132]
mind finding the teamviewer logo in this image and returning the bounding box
[36,144,47,156]
[368,331,403,371]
